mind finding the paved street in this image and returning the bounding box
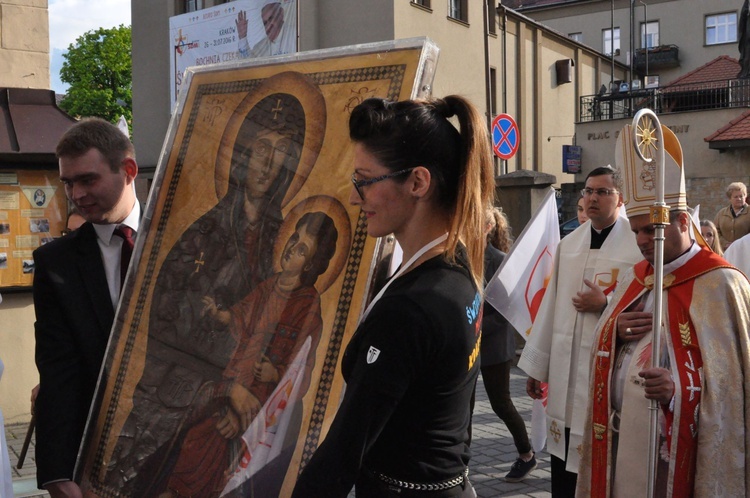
[469,366,551,497]
[5,365,551,497]
[5,420,44,497]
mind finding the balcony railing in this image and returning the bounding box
[633,44,680,73]
[579,77,750,122]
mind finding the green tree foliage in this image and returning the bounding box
[59,25,132,127]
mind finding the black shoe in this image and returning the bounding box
[504,454,537,482]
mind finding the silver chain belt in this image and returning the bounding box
[374,467,468,492]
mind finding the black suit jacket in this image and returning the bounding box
[33,222,114,487]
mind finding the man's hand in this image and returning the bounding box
[46,480,83,498]
[617,301,652,342]
[31,383,39,415]
[572,279,607,313]
[639,367,674,405]
[229,383,261,429]
[235,10,248,40]
[526,377,544,400]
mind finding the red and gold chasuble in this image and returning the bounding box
[589,249,731,497]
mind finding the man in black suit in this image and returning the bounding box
[33,118,139,498]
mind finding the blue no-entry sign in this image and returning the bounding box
[492,113,519,160]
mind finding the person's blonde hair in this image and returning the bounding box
[487,206,513,253]
[349,95,495,289]
[726,182,747,199]
[699,219,724,256]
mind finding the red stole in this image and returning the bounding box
[589,249,731,497]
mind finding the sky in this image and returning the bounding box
[48,0,132,94]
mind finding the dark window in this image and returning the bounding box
[489,67,497,115]
[412,0,431,8]
[487,1,496,35]
[184,0,203,13]
[640,21,659,48]
[603,27,620,56]
[449,0,468,23]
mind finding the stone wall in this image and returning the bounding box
[0,0,50,89]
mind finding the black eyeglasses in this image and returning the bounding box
[351,167,415,200]
[581,187,618,197]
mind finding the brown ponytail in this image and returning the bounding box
[349,95,495,289]
[441,96,495,290]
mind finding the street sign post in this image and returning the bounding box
[492,113,520,160]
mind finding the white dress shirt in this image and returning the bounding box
[92,202,141,308]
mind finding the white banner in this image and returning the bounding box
[221,336,311,495]
[169,0,297,102]
[485,188,560,338]
[485,188,560,453]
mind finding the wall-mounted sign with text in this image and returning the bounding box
[563,145,582,174]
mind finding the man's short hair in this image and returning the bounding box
[585,165,623,193]
[56,117,135,173]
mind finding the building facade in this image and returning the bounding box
[505,0,750,220]
[132,0,626,188]
[505,0,742,89]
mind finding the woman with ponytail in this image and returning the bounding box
[293,95,494,497]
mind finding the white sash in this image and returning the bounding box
[359,233,448,324]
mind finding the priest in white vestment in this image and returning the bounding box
[518,166,641,495]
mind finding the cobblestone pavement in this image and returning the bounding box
[469,367,551,497]
[6,366,551,497]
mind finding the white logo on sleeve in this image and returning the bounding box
[367,346,381,364]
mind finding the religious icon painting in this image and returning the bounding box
[76,38,439,497]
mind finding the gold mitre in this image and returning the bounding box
[615,123,687,218]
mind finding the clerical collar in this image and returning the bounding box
[590,220,616,249]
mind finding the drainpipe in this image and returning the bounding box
[501,4,509,174]
[483,0,492,131]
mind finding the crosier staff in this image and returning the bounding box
[631,108,667,498]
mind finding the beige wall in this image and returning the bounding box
[520,0,742,85]
[488,8,626,183]
[395,2,486,108]
[0,293,37,423]
[392,2,627,183]
[0,0,50,89]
